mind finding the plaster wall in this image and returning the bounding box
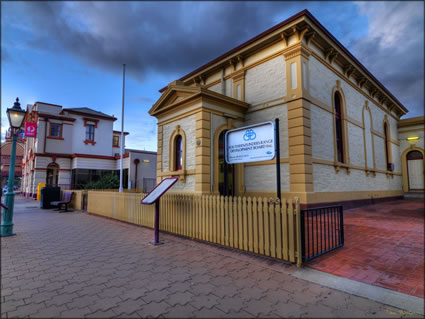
[127,151,157,190]
[313,164,402,192]
[348,123,364,167]
[171,175,195,192]
[245,163,290,192]
[311,105,333,161]
[245,56,286,105]
[399,126,425,154]
[364,111,373,168]
[44,123,73,154]
[58,171,72,186]
[71,115,114,156]
[374,137,387,171]
[392,143,402,173]
[71,158,116,170]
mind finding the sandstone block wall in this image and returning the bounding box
[245,56,286,105]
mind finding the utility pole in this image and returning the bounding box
[119,64,126,193]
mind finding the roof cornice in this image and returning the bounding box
[398,116,425,128]
[158,9,408,117]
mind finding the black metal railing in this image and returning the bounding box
[301,205,344,262]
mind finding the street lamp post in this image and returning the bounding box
[1,98,26,237]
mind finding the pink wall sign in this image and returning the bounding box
[25,122,37,137]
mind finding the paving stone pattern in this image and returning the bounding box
[1,197,421,318]
[308,200,424,298]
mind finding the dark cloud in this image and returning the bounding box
[4,1,423,116]
[351,2,424,117]
[15,2,309,80]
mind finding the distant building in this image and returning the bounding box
[398,116,424,193]
[1,129,25,188]
[21,102,156,198]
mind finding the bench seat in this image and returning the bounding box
[51,191,74,212]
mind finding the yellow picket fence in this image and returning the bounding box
[63,190,87,211]
[87,191,302,265]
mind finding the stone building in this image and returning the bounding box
[397,116,424,195]
[21,102,156,197]
[149,9,414,208]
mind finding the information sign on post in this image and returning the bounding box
[141,177,179,245]
[225,121,275,164]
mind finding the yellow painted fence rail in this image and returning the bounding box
[87,191,302,265]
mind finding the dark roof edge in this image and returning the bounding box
[158,9,408,114]
[61,108,117,121]
[303,11,408,113]
[159,9,308,93]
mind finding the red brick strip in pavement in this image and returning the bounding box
[307,200,424,298]
[0,196,421,318]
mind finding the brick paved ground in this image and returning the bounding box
[308,200,424,298]
[1,196,421,318]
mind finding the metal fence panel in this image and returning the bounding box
[301,205,344,262]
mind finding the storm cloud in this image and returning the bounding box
[2,1,423,116]
[351,2,424,117]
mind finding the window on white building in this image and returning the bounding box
[86,124,95,141]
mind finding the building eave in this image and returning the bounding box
[158,9,408,117]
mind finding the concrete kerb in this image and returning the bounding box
[292,267,425,316]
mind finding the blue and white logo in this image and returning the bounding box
[243,129,256,141]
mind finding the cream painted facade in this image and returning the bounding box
[149,10,411,208]
[21,102,156,197]
[398,116,425,193]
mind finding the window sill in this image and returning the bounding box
[47,136,64,140]
[158,169,197,183]
[84,139,96,145]
[333,162,350,174]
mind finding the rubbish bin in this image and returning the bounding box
[36,183,46,201]
[40,187,61,209]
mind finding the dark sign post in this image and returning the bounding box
[141,177,179,245]
[225,121,281,200]
[275,118,281,201]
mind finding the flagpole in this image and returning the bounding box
[119,64,126,193]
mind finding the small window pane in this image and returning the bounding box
[113,136,119,147]
[50,124,61,137]
[86,125,95,140]
[175,135,183,171]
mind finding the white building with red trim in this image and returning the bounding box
[21,102,156,197]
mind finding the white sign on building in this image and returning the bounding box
[225,121,275,164]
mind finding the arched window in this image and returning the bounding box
[334,92,344,163]
[175,135,183,171]
[384,122,391,168]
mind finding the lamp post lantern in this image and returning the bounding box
[1,98,26,237]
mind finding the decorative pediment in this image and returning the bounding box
[148,83,201,116]
[149,82,249,118]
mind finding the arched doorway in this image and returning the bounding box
[46,163,59,186]
[407,150,424,190]
[218,130,235,196]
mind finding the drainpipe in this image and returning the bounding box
[133,158,140,190]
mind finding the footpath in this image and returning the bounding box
[1,196,423,318]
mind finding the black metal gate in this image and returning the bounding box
[300,205,344,262]
[82,193,88,212]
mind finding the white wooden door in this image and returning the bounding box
[408,159,424,190]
